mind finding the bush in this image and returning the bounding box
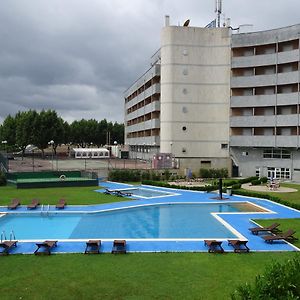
[199,168,228,179]
[232,257,300,299]
[250,179,261,185]
[0,171,6,186]
[260,176,268,183]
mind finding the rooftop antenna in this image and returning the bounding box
[215,0,222,27]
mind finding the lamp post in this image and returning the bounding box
[32,149,35,172]
[113,141,117,168]
[1,140,8,171]
[48,140,54,171]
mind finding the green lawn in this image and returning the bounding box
[239,182,300,206]
[254,218,300,248]
[0,185,130,206]
[0,252,298,300]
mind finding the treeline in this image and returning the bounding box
[0,110,124,156]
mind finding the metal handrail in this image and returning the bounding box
[10,230,15,241]
[1,230,7,242]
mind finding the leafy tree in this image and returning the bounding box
[1,114,17,149]
[15,110,39,158]
[32,110,63,157]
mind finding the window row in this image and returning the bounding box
[231,105,298,117]
[125,76,160,102]
[126,94,160,114]
[232,62,299,77]
[231,127,299,136]
[126,128,160,139]
[232,84,299,96]
[232,39,299,57]
[127,111,160,126]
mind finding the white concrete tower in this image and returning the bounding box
[160,25,232,171]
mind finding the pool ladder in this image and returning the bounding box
[1,230,15,242]
[41,204,50,216]
[1,230,7,242]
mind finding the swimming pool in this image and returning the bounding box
[0,203,258,240]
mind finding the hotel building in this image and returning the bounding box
[124,20,300,181]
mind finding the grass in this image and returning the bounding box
[238,182,300,206]
[254,218,300,248]
[0,252,298,300]
[0,185,131,206]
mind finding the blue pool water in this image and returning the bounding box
[0,203,241,240]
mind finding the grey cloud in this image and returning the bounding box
[0,0,300,124]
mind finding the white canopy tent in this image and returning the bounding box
[73,148,109,159]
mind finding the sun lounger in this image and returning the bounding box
[85,240,101,254]
[204,240,225,253]
[228,240,250,253]
[263,229,298,243]
[7,199,20,210]
[27,199,40,209]
[34,240,58,255]
[249,223,281,235]
[0,240,18,255]
[112,240,127,254]
[119,191,133,197]
[104,188,115,195]
[56,199,66,209]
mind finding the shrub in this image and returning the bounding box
[250,179,261,185]
[199,168,228,179]
[231,257,300,299]
[0,171,6,186]
[260,176,268,183]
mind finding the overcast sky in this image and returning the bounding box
[1,0,300,124]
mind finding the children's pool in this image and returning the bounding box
[0,203,260,240]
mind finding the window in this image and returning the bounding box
[263,149,291,159]
[267,167,290,179]
[221,143,228,149]
[255,167,261,178]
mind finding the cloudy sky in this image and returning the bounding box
[1,0,300,124]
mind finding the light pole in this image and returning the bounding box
[48,140,54,171]
[114,141,117,168]
[1,140,8,171]
[32,149,35,172]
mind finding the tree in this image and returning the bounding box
[15,110,38,158]
[32,110,63,157]
[1,114,17,149]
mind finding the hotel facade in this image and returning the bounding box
[124,21,300,181]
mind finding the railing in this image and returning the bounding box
[10,230,15,241]
[1,230,7,242]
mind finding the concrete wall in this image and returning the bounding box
[160,26,231,170]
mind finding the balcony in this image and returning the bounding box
[231,74,276,88]
[230,136,276,147]
[126,136,160,146]
[231,94,276,107]
[230,115,276,127]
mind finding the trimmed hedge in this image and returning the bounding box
[232,188,300,211]
[142,180,219,192]
[199,168,228,179]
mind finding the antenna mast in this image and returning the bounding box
[215,0,222,27]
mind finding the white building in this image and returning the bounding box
[124,18,300,180]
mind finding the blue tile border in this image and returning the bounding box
[0,181,299,254]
